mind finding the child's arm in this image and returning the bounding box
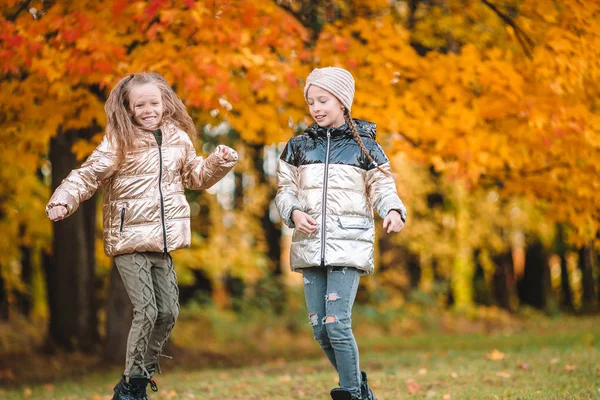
[46,136,117,220]
[181,137,237,190]
[275,141,305,229]
[366,145,407,225]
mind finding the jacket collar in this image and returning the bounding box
[135,120,175,139]
[305,118,377,140]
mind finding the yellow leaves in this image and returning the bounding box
[526,0,560,23]
[475,96,514,120]
[72,133,103,161]
[486,349,508,361]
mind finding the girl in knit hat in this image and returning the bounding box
[275,67,407,400]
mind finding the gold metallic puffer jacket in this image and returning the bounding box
[275,119,407,274]
[47,121,236,257]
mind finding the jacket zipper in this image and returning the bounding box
[119,207,125,232]
[156,138,168,253]
[320,129,332,266]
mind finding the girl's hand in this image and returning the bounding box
[383,210,404,233]
[291,210,318,234]
[47,205,68,221]
[215,145,238,162]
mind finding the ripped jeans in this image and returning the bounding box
[303,266,361,397]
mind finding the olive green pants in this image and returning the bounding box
[114,252,179,377]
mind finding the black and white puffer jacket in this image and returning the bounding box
[275,119,407,274]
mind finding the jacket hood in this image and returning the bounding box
[305,119,376,140]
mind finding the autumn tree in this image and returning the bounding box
[1,0,599,359]
[0,0,308,351]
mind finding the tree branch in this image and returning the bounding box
[481,0,534,59]
[481,161,571,189]
[396,131,422,147]
[273,0,331,42]
[4,0,32,22]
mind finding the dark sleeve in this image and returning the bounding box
[280,137,300,167]
[366,140,390,170]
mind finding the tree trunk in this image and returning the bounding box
[248,143,285,312]
[555,225,574,312]
[491,250,517,312]
[407,0,420,29]
[473,249,493,306]
[248,144,281,274]
[45,127,101,352]
[16,238,33,317]
[103,262,133,364]
[450,182,474,311]
[578,245,597,314]
[518,239,554,312]
[595,241,600,311]
[558,251,574,312]
[0,274,8,320]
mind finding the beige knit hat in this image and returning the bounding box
[304,67,355,111]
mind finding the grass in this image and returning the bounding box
[2,316,599,399]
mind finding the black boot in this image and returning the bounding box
[112,376,142,400]
[130,375,158,400]
[135,365,159,400]
[330,388,359,400]
[360,371,376,400]
[112,375,158,400]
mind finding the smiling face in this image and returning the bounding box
[306,85,345,128]
[128,83,164,130]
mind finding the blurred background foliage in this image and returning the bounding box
[0,0,599,382]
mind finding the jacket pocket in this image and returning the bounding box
[337,216,372,230]
[119,207,126,232]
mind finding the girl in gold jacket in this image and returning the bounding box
[46,72,238,399]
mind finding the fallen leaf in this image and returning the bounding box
[450,372,458,378]
[161,389,178,399]
[278,375,291,382]
[23,388,32,397]
[443,395,451,400]
[550,358,559,364]
[486,349,507,361]
[565,364,576,372]
[517,362,530,370]
[418,368,427,375]
[496,371,511,378]
[406,378,421,394]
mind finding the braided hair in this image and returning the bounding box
[343,108,393,177]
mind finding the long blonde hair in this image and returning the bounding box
[104,72,197,162]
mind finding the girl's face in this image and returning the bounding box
[306,85,345,128]
[128,83,164,130]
